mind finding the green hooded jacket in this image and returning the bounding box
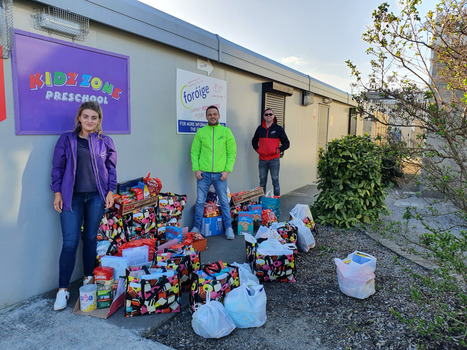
[191,124,237,173]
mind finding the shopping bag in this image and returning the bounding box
[156,193,187,227]
[155,247,200,292]
[192,299,236,338]
[245,234,296,283]
[190,261,239,312]
[116,238,157,262]
[289,204,315,229]
[334,251,376,299]
[230,262,260,286]
[224,284,267,328]
[260,190,280,218]
[289,215,315,252]
[125,267,180,316]
[269,222,298,245]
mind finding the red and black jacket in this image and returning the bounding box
[251,118,290,161]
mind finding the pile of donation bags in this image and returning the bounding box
[81,175,377,338]
[190,206,317,338]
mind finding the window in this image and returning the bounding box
[264,92,286,127]
[262,82,293,129]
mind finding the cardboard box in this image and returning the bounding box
[113,195,158,216]
[116,177,144,194]
[231,187,264,205]
[166,226,183,243]
[248,204,262,223]
[191,238,207,252]
[238,211,254,235]
[202,216,223,236]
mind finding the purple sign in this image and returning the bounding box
[12,30,130,135]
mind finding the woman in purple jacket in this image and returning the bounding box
[50,101,117,311]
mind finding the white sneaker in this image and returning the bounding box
[53,289,70,311]
[83,276,93,285]
[225,227,234,240]
[191,227,200,234]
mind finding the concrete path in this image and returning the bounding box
[2,183,451,350]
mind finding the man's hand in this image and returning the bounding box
[220,171,229,181]
[195,170,203,180]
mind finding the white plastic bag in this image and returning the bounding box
[289,215,315,252]
[257,240,296,256]
[290,204,313,222]
[224,284,267,328]
[334,251,377,299]
[255,226,280,240]
[231,262,259,286]
[192,300,236,338]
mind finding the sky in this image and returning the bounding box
[138,0,439,93]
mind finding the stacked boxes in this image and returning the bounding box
[94,266,114,309]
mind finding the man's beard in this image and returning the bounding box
[208,121,219,126]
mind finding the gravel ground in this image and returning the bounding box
[147,224,462,350]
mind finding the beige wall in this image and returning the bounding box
[0,0,356,307]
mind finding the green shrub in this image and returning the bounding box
[311,135,388,228]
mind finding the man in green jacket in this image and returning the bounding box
[190,105,237,239]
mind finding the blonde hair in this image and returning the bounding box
[74,101,103,137]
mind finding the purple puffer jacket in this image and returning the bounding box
[50,131,117,212]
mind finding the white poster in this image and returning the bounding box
[176,69,227,134]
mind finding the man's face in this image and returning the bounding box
[263,110,275,123]
[206,108,220,126]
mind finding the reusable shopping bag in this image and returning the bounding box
[190,261,239,312]
[155,247,200,292]
[125,267,180,317]
[269,222,298,245]
[245,233,297,283]
[260,190,280,218]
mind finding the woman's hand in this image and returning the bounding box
[105,191,114,209]
[54,192,63,213]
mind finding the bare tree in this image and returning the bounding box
[347,0,467,213]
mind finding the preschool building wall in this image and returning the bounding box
[0,0,357,308]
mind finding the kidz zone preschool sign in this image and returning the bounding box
[176,69,227,134]
[12,30,130,135]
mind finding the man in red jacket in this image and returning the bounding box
[251,108,290,196]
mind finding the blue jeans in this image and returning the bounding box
[193,172,232,231]
[59,191,104,288]
[259,158,281,196]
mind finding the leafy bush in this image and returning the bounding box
[311,135,388,228]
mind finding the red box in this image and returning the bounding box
[191,238,207,252]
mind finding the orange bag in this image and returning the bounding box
[116,238,157,262]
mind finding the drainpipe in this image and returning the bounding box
[216,34,221,62]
